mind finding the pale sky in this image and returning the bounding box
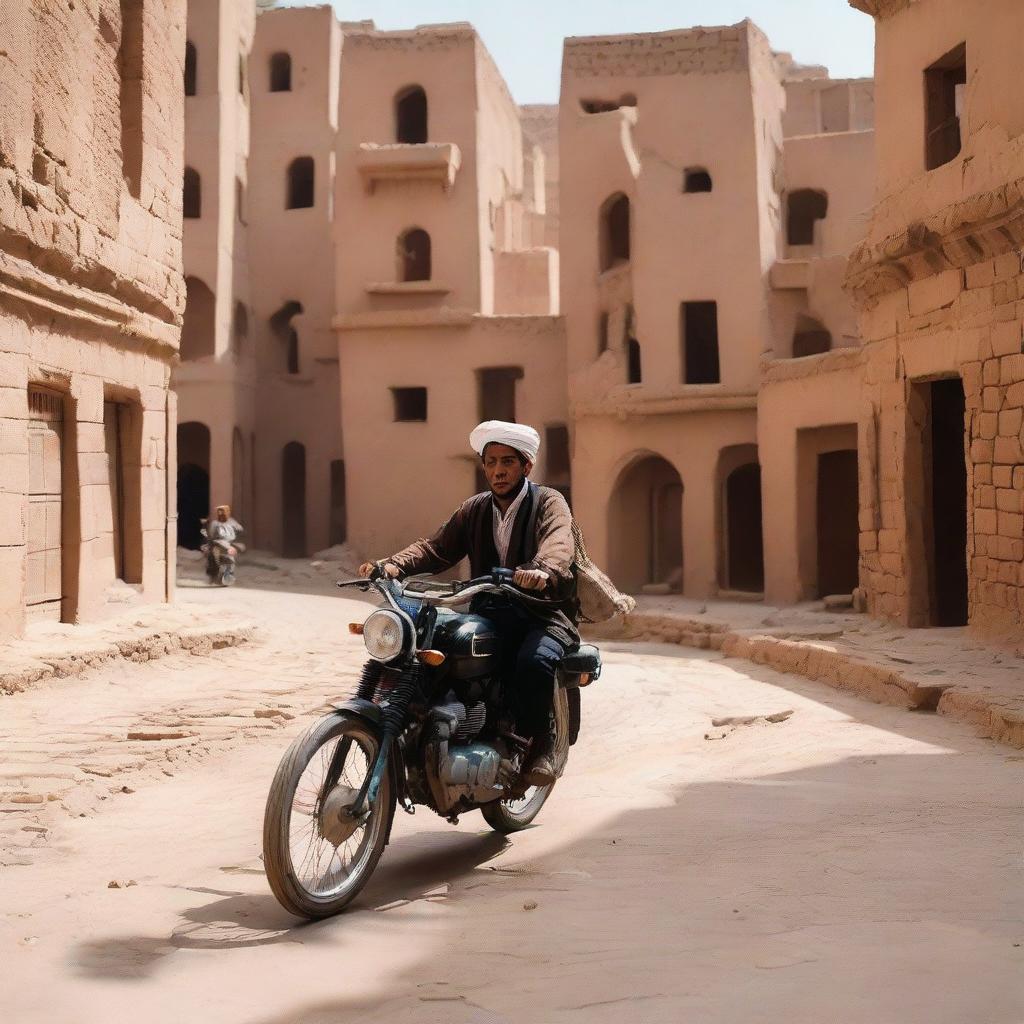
[274,0,875,104]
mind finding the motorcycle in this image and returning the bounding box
[200,529,239,587]
[262,566,601,919]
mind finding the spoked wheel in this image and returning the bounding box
[263,713,394,919]
[480,687,571,835]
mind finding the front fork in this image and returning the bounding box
[337,663,421,819]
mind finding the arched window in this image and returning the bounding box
[183,166,201,219]
[238,55,246,97]
[269,51,291,92]
[286,156,314,209]
[184,40,197,96]
[395,85,428,144]
[684,167,713,193]
[270,301,303,374]
[787,189,829,246]
[180,277,215,360]
[792,315,832,358]
[232,301,248,357]
[599,193,631,272]
[398,228,431,282]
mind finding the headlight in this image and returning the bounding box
[362,610,407,662]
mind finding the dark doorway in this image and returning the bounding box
[817,449,859,597]
[286,156,315,209]
[930,378,968,625]
[608,454,683,593]
[396,85,428,144]
[281,441,306,558]
[726,463,764,592]
[177,421,210,550]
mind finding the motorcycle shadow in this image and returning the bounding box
[74,831,510,978]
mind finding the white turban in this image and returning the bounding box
[470,420,540,464]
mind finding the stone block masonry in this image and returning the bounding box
[0,0,186,639]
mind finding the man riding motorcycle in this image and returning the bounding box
[202,504,244,585]
[359,420,577,787]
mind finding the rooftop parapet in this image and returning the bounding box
[561,20,772,80]
[848,0,919,17]
[341,21,477,49]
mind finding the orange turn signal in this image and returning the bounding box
[348,623,364,635]
[578,672,591,687]
[417,650,446,667]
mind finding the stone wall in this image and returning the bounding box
[0,0,186,638]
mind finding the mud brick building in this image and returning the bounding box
[847,0,1024,637]
[562,24,874,603]
[0,1,186,638]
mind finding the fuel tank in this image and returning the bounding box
[433,610,501,680]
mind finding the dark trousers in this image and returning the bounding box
[475,600,570,745]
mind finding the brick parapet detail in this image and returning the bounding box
[562,23,751,79]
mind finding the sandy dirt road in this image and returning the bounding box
[0,569,1022,1023]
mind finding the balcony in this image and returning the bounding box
[356,143,461,194]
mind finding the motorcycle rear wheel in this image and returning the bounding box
[480,687,571,834]
[263,713,394,919]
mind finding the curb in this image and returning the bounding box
[590,612,1024,750]
[0,625,256,696]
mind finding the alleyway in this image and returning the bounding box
[0,565,1021,1023]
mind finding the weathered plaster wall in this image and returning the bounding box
[0,0,186,638]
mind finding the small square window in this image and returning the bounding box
[392,387,427,422]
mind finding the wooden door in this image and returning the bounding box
[26,389,64,621]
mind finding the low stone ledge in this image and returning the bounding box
[0,624,255,696]
[598,607,1024,749]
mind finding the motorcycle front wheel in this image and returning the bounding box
[480,687,571,834]
[263,713,395,919]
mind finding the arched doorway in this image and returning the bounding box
[281,441,306,558]
[721,458,764,593]
[608,454,683,594]
[177,422,210,550]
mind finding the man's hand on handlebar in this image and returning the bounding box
[358,561,401,580]
[513,568,550,592]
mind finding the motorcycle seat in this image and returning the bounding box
[560,644,602,681]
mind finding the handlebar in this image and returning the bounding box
[336,567,555,606]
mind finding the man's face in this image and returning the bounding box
[216,509,228,522]
[482,443,531,499]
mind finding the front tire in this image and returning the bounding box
[481,687,571,834]
[263,713,395,919]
